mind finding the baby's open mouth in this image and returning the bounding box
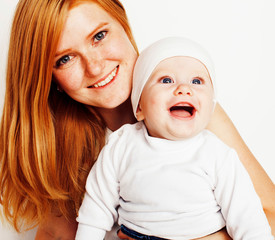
[170,104,196,118]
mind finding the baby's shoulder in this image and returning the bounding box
[201,130,236,156]
[200,130,240,174]
[107,122,143,143]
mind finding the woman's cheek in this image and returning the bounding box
[102,42,121,60]
[57,65,84,91]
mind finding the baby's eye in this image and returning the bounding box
[94,31,107,43]
[191,78,203,84]
[56,55,72,67]
[160,77,174,84]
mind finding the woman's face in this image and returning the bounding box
[52,2,138,109]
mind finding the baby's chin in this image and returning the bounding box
[163,126,205,141]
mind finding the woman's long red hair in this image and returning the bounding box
[0,0,138,232]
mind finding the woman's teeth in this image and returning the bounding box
[92,67,118,88]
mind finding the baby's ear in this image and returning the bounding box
[136,104,145,121]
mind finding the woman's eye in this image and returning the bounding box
[56,55,72,67]
[94,31,107,43]
[191,78,202,84]
[160,77,174,84]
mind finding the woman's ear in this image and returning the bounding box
[136,104,145,121]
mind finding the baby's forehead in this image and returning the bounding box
[151,56,210,75]
[156,55,207,66]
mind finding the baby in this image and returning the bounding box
[76,37,273,240]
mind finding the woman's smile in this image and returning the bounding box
[52,2,137,109]
[88,66,118,88]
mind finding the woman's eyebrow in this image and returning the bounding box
[54,22,109,58]
[86,22,109,41]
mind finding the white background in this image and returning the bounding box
[0,0,274,239]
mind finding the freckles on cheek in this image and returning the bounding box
[110,36,133,59]
[105,35,121,52]
[58,70,82,90]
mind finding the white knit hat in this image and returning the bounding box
[131,37,216,118]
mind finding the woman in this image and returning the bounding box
[0,0,274,240]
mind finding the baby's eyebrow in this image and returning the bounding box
[150,69,169,78]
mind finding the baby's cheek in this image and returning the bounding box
[151,99,158,106]
[150,94,162,106]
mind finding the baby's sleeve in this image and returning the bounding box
[214,149,274,239]
[75,133,121,240]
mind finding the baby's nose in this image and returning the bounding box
[174,84,193,96]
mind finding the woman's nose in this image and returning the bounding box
[173,84,193,96]
[85,54,105,77]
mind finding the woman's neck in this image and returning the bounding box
[95,98,137,131]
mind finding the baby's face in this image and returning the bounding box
[136,56,214,140]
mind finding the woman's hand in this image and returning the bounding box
[117,229,134,240]
[117,228,232,240]
[35,214,77,240]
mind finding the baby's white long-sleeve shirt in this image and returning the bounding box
[76,122,273,240]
